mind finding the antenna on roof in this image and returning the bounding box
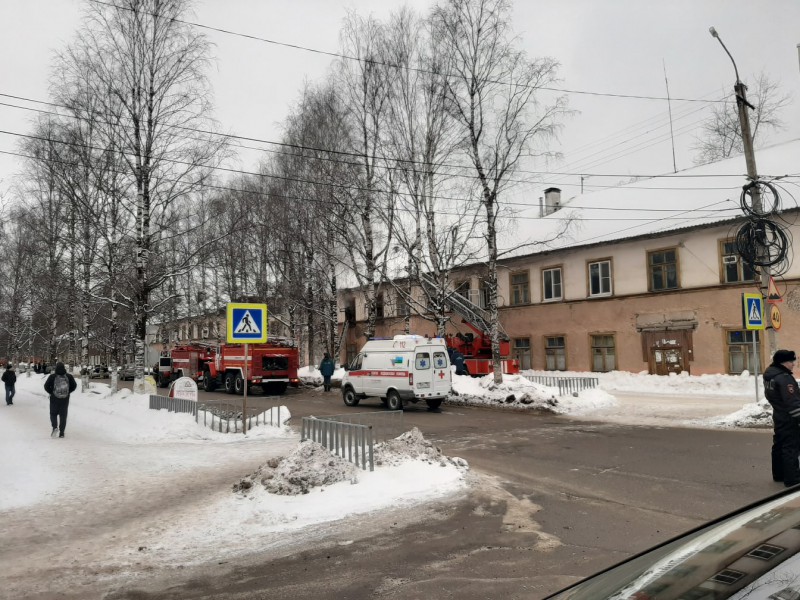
[663,59,678,174]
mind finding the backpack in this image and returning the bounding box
[53,374,70,399]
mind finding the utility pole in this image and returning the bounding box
[710,27,777,357]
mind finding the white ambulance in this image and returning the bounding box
[341,335,451,411]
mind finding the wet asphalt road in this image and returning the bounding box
[107,383,777,600]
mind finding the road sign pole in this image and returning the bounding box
[243,343,248,435]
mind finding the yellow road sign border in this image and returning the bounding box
[226,302,268,344]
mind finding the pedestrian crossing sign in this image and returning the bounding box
[226,303,268,343]
[742,293,765,331]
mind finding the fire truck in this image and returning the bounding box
[201,340,300,395]
[157,341,300,395]
[420,274,519,377]
[156,345,213,388]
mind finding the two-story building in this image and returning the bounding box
[339,138,800,376]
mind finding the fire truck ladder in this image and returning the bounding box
[418,273,509,341]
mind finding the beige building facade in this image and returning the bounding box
[339,216,800,376]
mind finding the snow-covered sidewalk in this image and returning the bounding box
[0,374,469,597]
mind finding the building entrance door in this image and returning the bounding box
[652,347,684,375]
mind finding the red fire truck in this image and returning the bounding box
[200,340,300,395]
[156,345,213,388]
[157,341,300,395]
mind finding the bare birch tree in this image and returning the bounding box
[433,0,570,382]
[70,0,225,391]
[693,72,791,164]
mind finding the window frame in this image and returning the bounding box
[647,247,680,292]
[510,270,530,306]
[587,258,613,297]
[718,238,756,284]
[542,265,563,302]
[725,328,761,375]
[512,337,532,370]
[590,333,616,372]
[544,335,567,371]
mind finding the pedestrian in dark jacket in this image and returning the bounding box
[319,352,335,392]
[44,362,77,438]
[2,363,16,405]
[764,349,800,487]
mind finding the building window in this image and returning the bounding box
[454,280,470,299]
[727,329,761,374]
[648,248,679,291]
[202,325,209,339]
[375,294,385,318]
[545,336,566,371]
[720,239,756,283]
[709,569,745,585]
[543,267,562,301]
[513,338,531,370]
[591,334,616,372]
[510,271,530,305]
[396,296,410,317]
[588,260,612,297]
[747,543,784,561]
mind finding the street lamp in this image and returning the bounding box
[710,26,776,356]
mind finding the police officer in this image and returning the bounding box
[763,349,800,487]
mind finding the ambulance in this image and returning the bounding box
[341,335,451,411]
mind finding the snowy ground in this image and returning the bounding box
[0,366,772,596]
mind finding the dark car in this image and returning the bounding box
[545,485,800,600]
[89,365,109,379]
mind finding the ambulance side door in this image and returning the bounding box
[348,353,365,394]
[432,349,451,396]
[414,350,433,396]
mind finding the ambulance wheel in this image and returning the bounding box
[234,374,245,395]
[343,387,360,407]
[202,370,216,392]
[386,390,403,411]
[224,372,236,394]
[426,399,443,411]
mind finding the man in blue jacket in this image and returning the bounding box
[764,349,800,487]
[319,352,335,392]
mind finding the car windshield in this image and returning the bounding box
[546,487,800,600]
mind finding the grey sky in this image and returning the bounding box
[2,0,799,205]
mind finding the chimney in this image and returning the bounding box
[543,187,561,216]
[539,196,544,218]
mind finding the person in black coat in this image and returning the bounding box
[43,361,77,438]
[763,349,800,487]
[1,363,16,405]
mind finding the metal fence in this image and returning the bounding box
[149,394,197,417]
[521,375,599,396]
[197,402,287,433]
[148,395,286,433]
[300,412,405,472]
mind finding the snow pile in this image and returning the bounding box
[233,427,469,497]
[699,398,773,429]
[298,364,346,387]
[556,369,759,397]
[234,441,359,495]
[374,427,469,469]
[448,373,618,414]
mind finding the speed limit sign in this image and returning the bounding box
[771,304,782,331]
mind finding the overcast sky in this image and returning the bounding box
[2,0,799,206]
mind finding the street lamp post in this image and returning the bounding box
[710,26,777,358]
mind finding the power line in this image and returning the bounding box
[0,92,755,181]
[87,0,726,106]
[0,147,747,223]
